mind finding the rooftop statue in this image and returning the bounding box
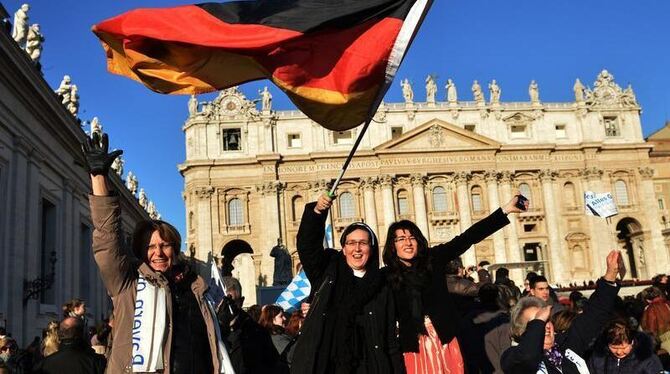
[25,23,44,64]
[446,79,457,103]
[472,80,484,104]
[425,75,437,104]
[12,4,30,47]
[488,80,501,104]
[401,78,414,103]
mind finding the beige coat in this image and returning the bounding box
[90,195,221,374]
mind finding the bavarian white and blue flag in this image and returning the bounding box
[276,270,311,312]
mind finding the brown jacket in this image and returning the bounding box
[90,195,221,374]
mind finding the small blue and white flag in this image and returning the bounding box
[275,270,311,312]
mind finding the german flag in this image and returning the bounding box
[93,0,432,131]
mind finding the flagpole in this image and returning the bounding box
[328,117,373,197]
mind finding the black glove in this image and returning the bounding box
[81,132,122,176]
[216,295,242,329]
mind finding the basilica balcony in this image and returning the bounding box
[429,211,459,225]
[518,208,544,222]
[224,224,250,234]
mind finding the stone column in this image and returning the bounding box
[454,171,476,266]
[499,171,522,283]
[499,172,521,263]
[361,177,379,234]
[485,171,506,264]
[639,167,669,275]
[61,179,74,296]
[260,182,282,282]
[195,186,215,261]
[411,174,429,239]
[380,175,396,238]
[361,177,380,261]
[540,170,565,284]
[6,137,31,343]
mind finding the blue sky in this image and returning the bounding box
[5,0,670,248]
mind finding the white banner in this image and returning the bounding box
[584,191,618,218]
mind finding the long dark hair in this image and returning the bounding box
[382,220,431,289]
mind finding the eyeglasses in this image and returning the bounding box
[344,240,370,248]
[0,345,16,352]
[147,242,173,251]
[394,236,417,244]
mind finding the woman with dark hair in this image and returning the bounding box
[291,195,404,374]
[588,318,662,373]
[382,195,525,373]
[259,305,292,355]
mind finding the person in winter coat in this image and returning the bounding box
[259,305,294,362]
[291,195,404,374]
[501,250,624,374]
[588,318,663,373]
[459,284,510,374]
[640,286,670,353]
[83,133,231,374]
[382,195,525,374]
[33,317,106,374]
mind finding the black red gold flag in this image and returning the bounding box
[93,0,433,131]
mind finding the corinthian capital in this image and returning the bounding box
[361,177,378,191]
[484,170,500,183]
[379,174,395,187]
[638,167,654,180]
[453,171,471,184]
[538,169,559,182]
[580,167,603,180]
[410,174,426,187]
[499,170,514,183]
[195,186,215,199]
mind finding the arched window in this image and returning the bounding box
[292,195,304,221]
[339,192,355,218]
[518,183,532,200]
[228,198,243,226]
[432,186,447,212]
[471,186,483,213]
[563,182,577,207]
[614,180,629,205]
[188,211,194,231]
[397,189,409,216]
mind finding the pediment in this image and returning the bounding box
[375,119,500,151]
[503,112,535,124]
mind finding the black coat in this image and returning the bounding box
[32,340,106,374]
[501,278,620,374]
[587,331,663,374]
[392,208,510,353]
[291,203,404,374]
[225,310,288,374]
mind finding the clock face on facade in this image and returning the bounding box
[220,95,242,115]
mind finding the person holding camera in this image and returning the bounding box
[382,195,527,373]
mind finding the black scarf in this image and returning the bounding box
[330,254,383,374]
[396,265,431,336]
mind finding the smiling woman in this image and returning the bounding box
[381,195,524,374]
[293,194,404,374]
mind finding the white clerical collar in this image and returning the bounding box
[353,269,366,278]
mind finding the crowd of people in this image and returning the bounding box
[4,134,670,373]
